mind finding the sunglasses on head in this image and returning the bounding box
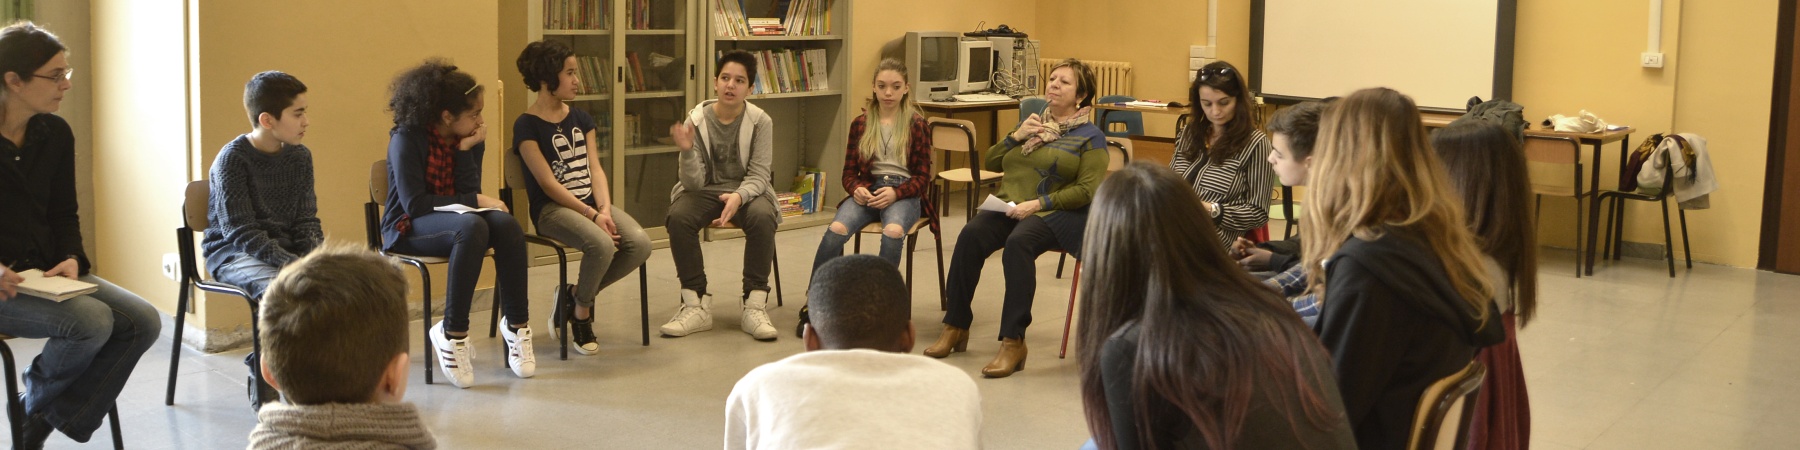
[1199,67,1234,82]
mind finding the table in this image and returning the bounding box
[1423,112,1637,274]
[1096,103,1192,135]
[917,99,1021,147]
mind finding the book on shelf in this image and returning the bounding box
[794,167,826,213]
[544,0,607,31]
[726,48,829,96]
[713,0,833,37]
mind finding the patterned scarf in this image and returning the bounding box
[397,127,461,236]
[1020,106,1093,156]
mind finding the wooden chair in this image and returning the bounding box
[499,151,651,359]
[3,335,123,449]
[165,180,264,407]
[850,145,948,310]
[1407,360,1487,450]
[365,160,500,385]
[1585,140,1694,277]
[1522,136,1593,278]
[931,118,1002,220]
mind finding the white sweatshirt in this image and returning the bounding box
[724,349,983,450]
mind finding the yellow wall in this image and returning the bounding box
[1035,1,1209,136]
[1667,0,1777,267]
[91,0,194,323]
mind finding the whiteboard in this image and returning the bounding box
[1252,0,1515,111]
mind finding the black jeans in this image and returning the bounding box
[943,210,1087,340]
[387,210,530,333]
[665,191,779,296]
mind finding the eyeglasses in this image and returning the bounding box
[32,68,72,82]
[1198,66,1233,82]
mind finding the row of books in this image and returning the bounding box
[543,0,607,30]
[622,51,676,93]
[781,0,834,36]
[572,56,609,96]
[625,0,655,30]
[712,0,834,37]
[725,48,830,95]
[792,168,827,214]
[775,192,804,218]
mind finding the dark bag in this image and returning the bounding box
[1452,97,1528,143]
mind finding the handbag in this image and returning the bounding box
[1619,133,1663,192]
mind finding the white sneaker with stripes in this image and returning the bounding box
[428,320,475,388]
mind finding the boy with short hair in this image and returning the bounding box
[248,244,435,449]
[725,255,982,449]
[661,50,782,341]
[202,70,323,409]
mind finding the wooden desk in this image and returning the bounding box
[1421,112,1635,193]
[1097,103,1192,135]
[917,99,1021,147]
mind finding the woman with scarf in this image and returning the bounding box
[379,59,534,389]
[923,58,1108,379]
[1171,60,1273,248]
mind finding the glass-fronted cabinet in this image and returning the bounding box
[616,0,695,239]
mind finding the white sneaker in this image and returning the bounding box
[499,321,537,378]
[660,289,714,337]
[428,321,475,388]
[741,290,777,341]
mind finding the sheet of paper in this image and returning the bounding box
[433,204,502,214]
[977,195,1016,214]
[15,269,99,302]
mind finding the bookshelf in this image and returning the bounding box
[704,0,851,235]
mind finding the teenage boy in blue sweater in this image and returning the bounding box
[201,70,322,411]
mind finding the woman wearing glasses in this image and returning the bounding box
[1172,61,1274,249]
[0,22,162,448]
[380,59,535,388]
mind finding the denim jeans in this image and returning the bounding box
[0,274,160,442]
[811,175,922,274]
[386,210,530,333]
[210,254,281,300]
[533,204,654,307]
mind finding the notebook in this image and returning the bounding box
[15,269,99,302]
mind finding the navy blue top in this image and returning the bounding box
[380,125,484,249]
[511,108,599,221]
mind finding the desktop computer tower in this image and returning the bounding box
[986,36,1039,97]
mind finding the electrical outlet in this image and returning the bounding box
[1189,57,1205,70]
[161,253,179,281]
[1189,45,1206,58]
[1640,52,1665,68]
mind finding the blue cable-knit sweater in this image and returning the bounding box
[201,135,323,275]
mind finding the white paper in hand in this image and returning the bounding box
[434,204,501,214]
[15,269,99,302]
[977,195,1016,214]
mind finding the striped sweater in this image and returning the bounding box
[987,123,1108,215]
[1170,129,1274,248]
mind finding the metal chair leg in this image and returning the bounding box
[165,277,190,405]
[1059,261,1082,359]
[639,264,650,346]
[1679,208,1692,269]
[1660,198,1676,278]
[109,405,123,450]
[1055,253,1067,279]
[1573,195,1583,278]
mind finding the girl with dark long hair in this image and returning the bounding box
[1171,60,1273,248]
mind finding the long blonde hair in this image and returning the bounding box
[1301,87,1493,321]
[859,58,919,163]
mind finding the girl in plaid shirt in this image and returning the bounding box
[810,58,935,273]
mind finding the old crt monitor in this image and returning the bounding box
[905,31,960,101]
[957,39,993,93]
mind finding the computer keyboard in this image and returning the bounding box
[951,93,1013,102]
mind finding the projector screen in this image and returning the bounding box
[1251,0,1515,112]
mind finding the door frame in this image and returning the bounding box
[1760,0,1800,274]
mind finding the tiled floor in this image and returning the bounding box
[8,211,1799,449]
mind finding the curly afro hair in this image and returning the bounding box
[387,58,482,129]
[517,40,576,93]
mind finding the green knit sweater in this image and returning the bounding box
[986,123,1109,215]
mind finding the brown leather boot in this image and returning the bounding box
[981,338,1028,378]
[922,325,969,358]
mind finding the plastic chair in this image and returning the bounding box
[1095,95,1144,138]
[931,118,1003,220]
[1585,139,1693,278]
[366,160,500,385]
[166,180,267,407]
[4,335,124,449]
[499,151,651,359]
[1522,136,1592,278]
[1018,96,1049,124]
[1406,360,1487,450]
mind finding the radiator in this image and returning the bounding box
[1039,59,1132,99]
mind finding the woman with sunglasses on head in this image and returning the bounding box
[0,22,162,449]
[1172,61,1274,249]
[380,59,534,389]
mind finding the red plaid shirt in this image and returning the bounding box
[843,113,938,233]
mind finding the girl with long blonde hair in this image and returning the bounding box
[1301,87,1503,449]
[810,57,934,273]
